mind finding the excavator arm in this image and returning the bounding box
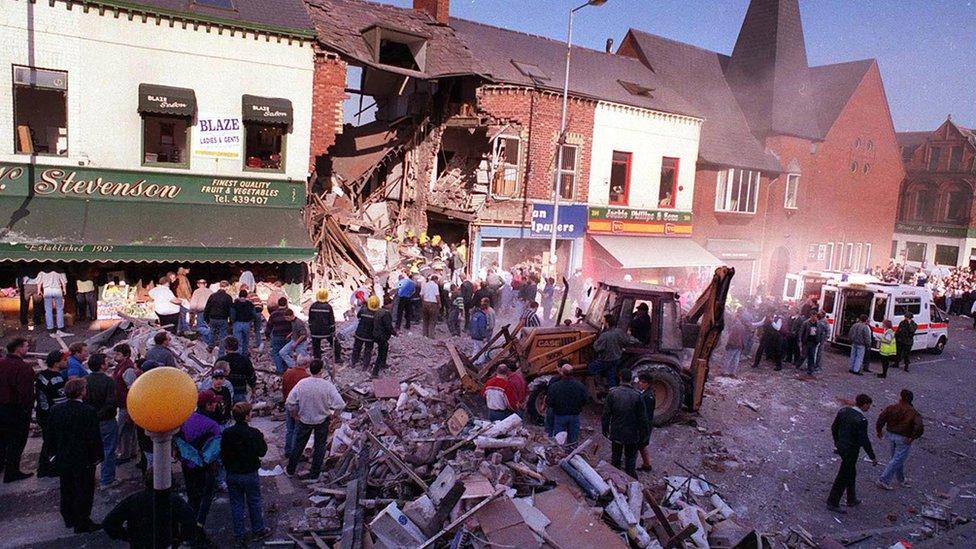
[684,266,735,411]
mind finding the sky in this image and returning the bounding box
[380,0,976,131]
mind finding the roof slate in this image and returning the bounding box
[623,29,780,172]
[448,18,701,119]
[807,59,874,137]
[303,0,481,78]
[90,0,315,35]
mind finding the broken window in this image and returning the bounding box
[244,123,286,172]
[659,157,679,208]
[555,144,578,201]
[608,151,631,206]
[618,80,654,98]
[13,66,67,155]
[362,26,427,72]
[142,115,189,167]
[492,136,521,197]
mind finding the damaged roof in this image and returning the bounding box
[88,0,315,36]
[303,0,482,78]
[622,30,780,172]
[449,18,701,120]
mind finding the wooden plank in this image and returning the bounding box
[366,432,429,494]
[417,488,505,548]
[339,478,362,549]
[646,495,677,538]
[663,523,699,549]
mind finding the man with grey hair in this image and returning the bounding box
[545,364,587,443]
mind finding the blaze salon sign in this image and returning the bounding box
[0,163,303,208]
[588,206,693,236]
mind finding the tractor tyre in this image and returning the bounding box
[526,383,549,426]
[634,363,684,427]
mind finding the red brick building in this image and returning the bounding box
[619,0,904,297]
[894,118,976,268]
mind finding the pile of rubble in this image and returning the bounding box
[85,319,282,414]
[282,364,762,549]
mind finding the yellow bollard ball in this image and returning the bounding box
[127,367,198,433]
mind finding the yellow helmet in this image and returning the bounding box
[315,288,329,302]
[405,229,416,238]
[431,234,442,245]
[419,232,430,244]
[410,265,420,274]
[367,295,381,311]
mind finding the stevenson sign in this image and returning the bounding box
[0,162,303,208]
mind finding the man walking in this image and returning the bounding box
[48,378,103,532]
[203,281,233,354]
[827,394,877,513]
[421,275,441,338]
[350,296,377,370]
[83,353,119,487]
[36,350,68,477]
[221,402,272,545]
[230,289,257,355]
[371,302,396,377]
[601,368,648,479]
[722,313,747,377]
[264,297,292,374]
[800,312,821,377]
[876,389,924,490]
[111,344,137,464]
[545,364,587,444]
[848,314,872,375]
[286,360,345,480]
[895,313,917,372]
[0,337,35,482]
[308,289,340,364]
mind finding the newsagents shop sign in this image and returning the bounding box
[530,204,587,238]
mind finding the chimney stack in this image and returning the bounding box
[605,38,614,53]
[414,0,450,24]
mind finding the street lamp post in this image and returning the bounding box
[127,366,198,548]
[549,0,608,277]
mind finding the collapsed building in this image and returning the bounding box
[302,0,723,314]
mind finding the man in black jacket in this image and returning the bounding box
[203,281,233,354]
[218,336,255,404]
[601,368,649,479]
[895,313,917,372]
[636,371,656,472]
[48,378,104,533]
[83,353,118,487]
[308,289,340,364]
[104,476,205,548]
[351,297,378,370]
[827,394,877,513]
[221,402,271,544]
[545,364,587,444]
[371,303,397,377]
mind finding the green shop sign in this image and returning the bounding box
[0,162,305,208]
[0,243,313,263]
[894,222,969,239]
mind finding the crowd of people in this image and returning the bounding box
[720,294,920,380]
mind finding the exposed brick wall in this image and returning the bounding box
[309,50,347,174]
[413,0,450,23]
[476,86,595,205]
[691,62,904,294]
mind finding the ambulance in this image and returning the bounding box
[820,281,948,354]
[782,270,881,304]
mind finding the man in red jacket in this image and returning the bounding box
[0,337,35,482]
[482,365,518,421]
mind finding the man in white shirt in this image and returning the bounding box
[148,277,182,334]
[420,275,441,339]
[37,270,71,336]
[284,361,345,479]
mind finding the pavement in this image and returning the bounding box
[1,316,974,547]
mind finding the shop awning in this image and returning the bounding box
[592,235,722,269]
[0,196,315,263]
[242,95,293,125]
[138,84,196,117]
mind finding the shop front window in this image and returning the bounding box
[935,244,959,266]
[608,151,631,206]
[244,123,286,172]
[143,115,190,166]
[13,66,68,156]
[905,241,926,262]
